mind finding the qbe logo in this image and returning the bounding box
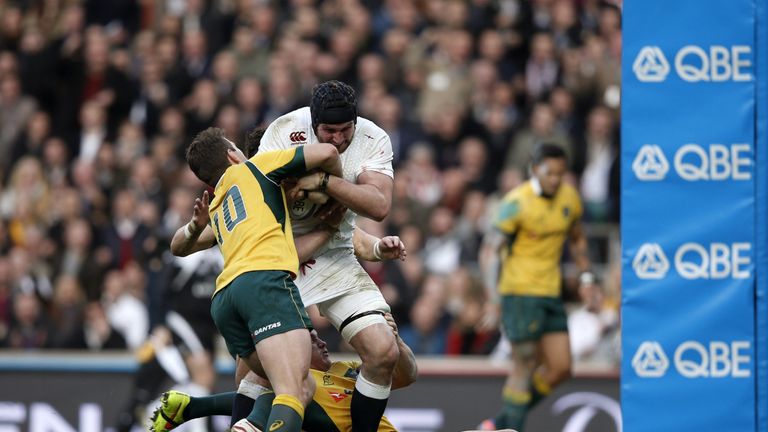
[632,242,752,280]
[632,144,752,181]
[633,45,752,83]
[632,243,669,279]
[633,47,670,82]
[632,340,751,379]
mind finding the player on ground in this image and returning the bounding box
[176,127,342,432]
[151,313,416,431]
[478,144,598,431]
[257,80,398,432]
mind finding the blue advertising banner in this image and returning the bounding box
[622,1,756,431]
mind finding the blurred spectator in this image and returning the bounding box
[0,74,38,166]
[51,218,108,301]
[505,102,572,174]
[48,275,88,349]
[423,206,461,275]
[101,268,148,351]
[5,291,49,349]
[400,276,450,355]
[575,106,618,222]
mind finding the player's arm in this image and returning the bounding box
[479,228,506,304]
[170,190,217,256]
[477,197,520,332]
[352,228,407,262]
[294,170,393,221]
[385,313,418,390]
[294,202,347,262]
[569,219,598,291]
[302,144,343,177]
[295,227,335,263]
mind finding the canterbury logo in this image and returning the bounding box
[270,420,285,431]
[289,131,306,142]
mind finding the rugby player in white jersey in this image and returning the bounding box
[257,80,397,432]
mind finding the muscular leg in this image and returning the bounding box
[494,340,538,430]
[530,331,571,405]
[348,322,399,432]
[241,329,315,432]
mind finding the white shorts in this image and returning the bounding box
[296,248,390,341]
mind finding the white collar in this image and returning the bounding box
[531,177,543,196]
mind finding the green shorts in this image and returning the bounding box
[210,270,312,359]
[500,295,568,343]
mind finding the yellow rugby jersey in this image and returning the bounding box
[494,180,583,297]
[209,147,306,294]
[307,361,396,432]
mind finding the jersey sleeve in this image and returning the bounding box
[494,194,522,235]
[358,134,394,179]
[250,147,307,183]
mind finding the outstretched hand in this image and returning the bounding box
[191,190,210,230]
[377,236,407,261]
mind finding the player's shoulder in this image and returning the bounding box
[271,107,311,130]
[558,182,581,203]
[277,106,311,122]
[504,181,534,202]
[355,116,389,141]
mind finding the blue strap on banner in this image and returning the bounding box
[755,0,767,428]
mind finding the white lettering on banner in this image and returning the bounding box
[633,144,752,181]
[633,45,752,82]
[550,392,622,432]
[674,341,752,378]
[674,144,752,180]
[632,341,669,377]
[632,244,669,279]
[675,45,752,82]
[0,403,102,432]
[384,408,444,431]
[0,402,25,428]
[632,145,669,180]
[633,341,751,379]
[674,242,752,279]
[633,46,670,82]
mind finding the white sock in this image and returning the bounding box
[354,372,391,400]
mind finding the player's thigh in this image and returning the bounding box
[539,298,571,372]
[317,282,391,343]
[539,331,572,374]
[253,328,313,396]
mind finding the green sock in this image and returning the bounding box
[494,387,530,430]
[184,391,236,420]
[246,391,275,429]
[529,371,553,407]
[259,394,304,432]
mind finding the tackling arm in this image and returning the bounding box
[293,170,393,221]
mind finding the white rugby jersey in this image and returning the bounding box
[258,107,394,255]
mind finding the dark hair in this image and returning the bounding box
[310,80,357,131]
[244,127,266,158]
[531,143,567,166]
[186,127,232,187]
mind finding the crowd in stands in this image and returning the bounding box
[0,0,621,369]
